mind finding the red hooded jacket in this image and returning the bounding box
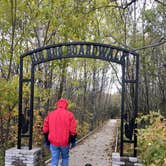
[42,99,77,146]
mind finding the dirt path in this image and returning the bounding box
[69,119,117,166]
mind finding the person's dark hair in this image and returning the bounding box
[85,164,92,166]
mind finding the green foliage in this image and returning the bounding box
[0,76,19,164]
[77,121,91,139]
[137,112,166,166]
[0,76,18,114]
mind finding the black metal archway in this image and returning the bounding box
[17,42,139,156]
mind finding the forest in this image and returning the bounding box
[0,0,165,165]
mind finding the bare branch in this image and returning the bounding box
[134,39,166,51]
[43,21,51,46]
[121,0,137,9]
[7,0,17,80]
[107,34,166,52]
[106,33,135,50]
[154,0,166,6]
[33,27,41,47]
[83,0,138,14]
[109,62,122,86]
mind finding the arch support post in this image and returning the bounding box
[120,57,125,156]
[134,54,139,157]
[17,57,23,149]
[17,58,35,150]
[29,64,35,150]
[120,53,139,157]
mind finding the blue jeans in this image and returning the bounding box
[50,144,69,166]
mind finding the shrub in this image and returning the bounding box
[137,112,166,166]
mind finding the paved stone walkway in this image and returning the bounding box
[47,119,117,166]
[68,119,117,166]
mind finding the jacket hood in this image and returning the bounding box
[56,98,68,109]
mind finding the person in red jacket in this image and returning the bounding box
[43,98,77,166]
